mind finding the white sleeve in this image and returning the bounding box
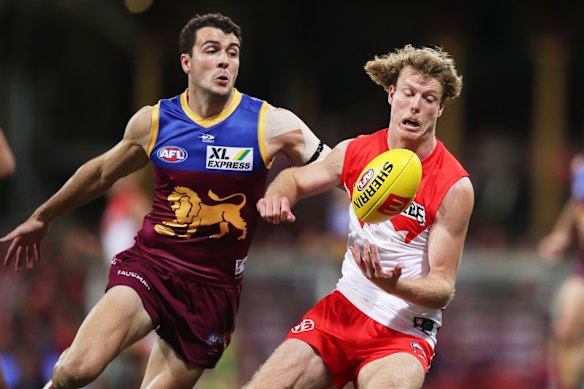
[265,106,331,163]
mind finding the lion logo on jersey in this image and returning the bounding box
[154,187,247,240]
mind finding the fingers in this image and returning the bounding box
[352,239,402,281]
[3,238,41,271]
[15,245,24,272]
[256,197,296,224]
[0,231,15,243]
[3,239,18,268]
[352,240,380,278]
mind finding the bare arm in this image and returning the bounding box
[538,198,577,261]
[0,129,15,178]
[353,176,474,309]
[0,106,153,270]
[257,140,350,224]
[265,107,331,165]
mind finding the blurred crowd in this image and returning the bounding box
[0,134,577,389]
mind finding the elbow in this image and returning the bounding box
[0,164,15,178]
[427,281,456,310]
[437,286,456,309]
[0,159,16,178]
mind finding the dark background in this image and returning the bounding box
[0,1,582,388]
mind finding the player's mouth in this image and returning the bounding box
[214,74,230,86]
[401,118,420,129]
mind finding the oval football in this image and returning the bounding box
[351,149,422,224]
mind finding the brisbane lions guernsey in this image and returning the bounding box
[123,89,270,286]
[337,128,469,348]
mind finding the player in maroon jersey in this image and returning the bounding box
[0,13,328,389]
[248,45,474,389]
[539,154,584,389]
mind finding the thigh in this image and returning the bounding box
[66,285,154,366]
[357,353,425,389]
[244,338,332,389]
[555,276,584,338]
[141,337,204,389]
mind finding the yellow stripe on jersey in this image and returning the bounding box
[258,102,272,169]
[180,89,243,128]
[147,102,161,157]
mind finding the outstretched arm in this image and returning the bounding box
[257,140,350,224]
[353,176,474,309]
[0,106,153,271]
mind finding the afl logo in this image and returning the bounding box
[357,168,375,192]
[157,146,188,163]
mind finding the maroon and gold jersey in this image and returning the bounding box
[121,90,271,286]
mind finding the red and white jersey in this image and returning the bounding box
[337,128,469,348]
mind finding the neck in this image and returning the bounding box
[187,88,234,118]
[387,132,437,161]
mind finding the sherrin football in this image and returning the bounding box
[352,149,422,224]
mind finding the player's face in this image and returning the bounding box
[182,26,240,98]
[388,66,444,144]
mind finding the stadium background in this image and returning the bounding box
[0,0,582,387]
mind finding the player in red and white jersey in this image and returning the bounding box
[248,45,474,389]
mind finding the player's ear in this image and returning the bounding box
[180,53,191,74]
[388,86,396,105]
[437,102,445,117]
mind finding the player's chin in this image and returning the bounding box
[212,81,234,93]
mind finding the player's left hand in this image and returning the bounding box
[351,239,403,290]
[256,196,296,224]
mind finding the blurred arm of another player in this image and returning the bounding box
[538,198,577,262]
[0,129,16,178]
[257,139,351,225]
[0,106,153,271]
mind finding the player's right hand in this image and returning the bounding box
[256,196,296,224]
[0,218,49,271]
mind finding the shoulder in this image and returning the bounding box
[124,105,155,148]
[438,176,474,224]
[265,106,304,129]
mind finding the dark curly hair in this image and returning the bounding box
[179,13,242,55]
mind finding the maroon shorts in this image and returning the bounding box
[106,252,241,368]
[287,291,434,389]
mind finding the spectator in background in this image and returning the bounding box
[538,153,584,389]
[0,128,15,388]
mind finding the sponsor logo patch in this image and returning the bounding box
[206,334,225,346]
[116,270,151,291]
[357,168,375,191]
[199,134,215,143]
[157,146,188,163]
[291,319,315,333]
[413,317,435,335]
[410,341,427,360]
[402,201,426,225]
[235,257,247,276]
[206,146,253,171]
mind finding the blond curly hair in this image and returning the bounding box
[364,44,463,104]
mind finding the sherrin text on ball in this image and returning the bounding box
[352,149,422,223]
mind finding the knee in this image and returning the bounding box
[52,350,105,388]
